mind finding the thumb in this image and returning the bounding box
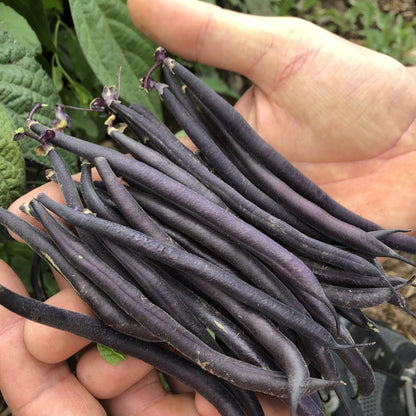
[126,0,326,84]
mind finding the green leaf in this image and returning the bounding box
[0,3,42,55]
[0,31,78,172]
[272,0,297,16]
[97,344,126,367]
[1,0,57,52]
[62,28,99,91]
[0,239,33,289]
[42,0,65,14]
[51,55,64,92]
[58,88,104,143]
[68,0,162,117]
[175,129,187,139]
[245,0,273,16]
[301,0,318,12]
[0,104,25,207]
[356,2,375,29]
[70,81,93,109]
[192,63,240,99]
[158,372,172,393]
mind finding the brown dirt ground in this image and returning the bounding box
[378,0,416,21]
[330,0,416,19]
[364,254,416,341]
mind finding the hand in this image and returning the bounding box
[2,0,416,415]
[0,234,289,415]
[3,179,291,416]
[128,0,416,232]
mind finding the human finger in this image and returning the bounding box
[0,260,106,416]
[103,369,200,416]
[126,0,416,163]
[6,179,99,365]
[75,346,154,399]
[193,391,291,416]
[126,0,363,84]
[127,0,288,80]
[23,286,94,363]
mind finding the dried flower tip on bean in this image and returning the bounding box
[50,106,72,132]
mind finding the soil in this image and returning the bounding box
[326,0,416,20]
[378,0,416,21]
[364,254,416,341]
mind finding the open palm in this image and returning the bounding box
[2,2,416,416]
[128,0,416,231]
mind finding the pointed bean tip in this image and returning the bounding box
[355,341,376,349]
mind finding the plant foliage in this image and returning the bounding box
[68,0,161,115]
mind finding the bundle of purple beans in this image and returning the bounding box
[1,47,416,416]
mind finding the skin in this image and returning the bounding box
[1,0,416,414]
